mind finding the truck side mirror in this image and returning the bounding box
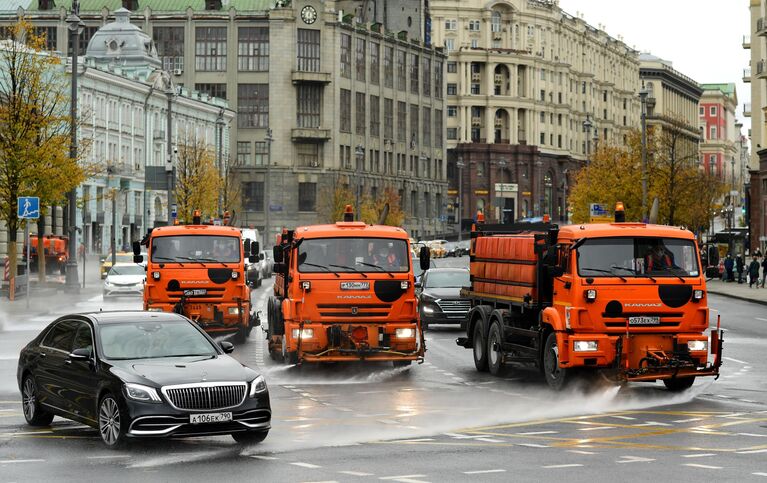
[705,266,719,280]
[419,246,430,272]
[248,254,256,263]
[132,241,141,256]
[244,239,251,254]
[547,266,564,277]
[273,245,284,263]
[252,241,259,256]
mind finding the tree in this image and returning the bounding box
[221,155,242,226]
[318,183,355,224]
[174,134,220,222]
[318,181,405,227]
[0,20,86,286]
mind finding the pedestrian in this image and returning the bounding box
[736,254,745,284]
[762,256,767,288]
[748,255,760,288]
[724,254,734,282]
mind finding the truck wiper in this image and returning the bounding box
[154,256,183,266]
[356,261,394,278]
[580,267,627,282]
[654,266,686,282]
[301,262,341,277]
[177,256,206,267]
[328,264,368,278]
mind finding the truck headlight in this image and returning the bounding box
[687,340,707,352]
[249,375,267,397]
[395,328,415,338]
[693,289,704,300]
[124,383,161,402]
[400,281,410,289]
[228,307,240,315]
[573,340,598,352]
[301,281,311,291]
[584,289,597,302]
[152,271,160,280]
[292,328,314,339]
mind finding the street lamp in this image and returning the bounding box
[562,168,569,224]
[497,159,507,223]
[216,110,224,218]
[355,145,364,220]
[419,154,427,237]
[165,77,175,225]
[583,114,594,163]
[639,82,649,222]
[456,157,465,242]
[265,128,273,246]
[64,1,84,292]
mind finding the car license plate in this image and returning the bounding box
[184,288,207,296]
[189,412,232,424]
[628,316,660,325]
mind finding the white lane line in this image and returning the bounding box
[723,357,748,364]
[248,455,278,461]
[617,456,656,463]
[736,449,767,454]
[463,469,506,474]
[379,475,427,481]
[391,438,434,443]
[673,418,703,423]
[739,433,767,438]
[291,462,322,469]
[0,459,45,464]
[609,415,636,420]
[683,464,722,469]
[753,472,767,477]
[86,455,131,459]
[682,454,716,458]
[542,464,583,469]
[756,317,767,322]
[475,438,504,443]
[578,426,615,431]
[516,431,558,435]
[339,471,374,476]
[517,443,550,448]
[568,450,597,455]
[632,422,671,427]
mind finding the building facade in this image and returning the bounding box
[747,0,767,254]
[429,0,640,226]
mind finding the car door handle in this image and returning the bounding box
[39,352,47,358]
[64,359,72,364]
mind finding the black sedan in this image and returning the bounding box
[416,268,471,330]
[17,311,271,448]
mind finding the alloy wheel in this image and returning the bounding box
[22,378,36,421]
[99,397,121,446]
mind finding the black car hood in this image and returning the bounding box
[421,287,462,299]
[110,355,257,387]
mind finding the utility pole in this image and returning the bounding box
[265,128,273,247]
[216,110,224,217]
[64,1,82,292]
[456,157,465,242]
[639,83,649,222]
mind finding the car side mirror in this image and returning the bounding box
[244,239,251,254]
[273,245,284,263]
[419,246,430,272]
[69,347,92,361]
[219,341,235,353]
[414,281,421,289]
[705,266,719,279]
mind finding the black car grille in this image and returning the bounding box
[162,383,247,411]
[435,299,471,315]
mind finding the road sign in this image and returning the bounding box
[17,197,40,219]
[171,203,177,219]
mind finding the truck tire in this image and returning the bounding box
[268,297,285,336]
[473,321,489,372]
[663,376,695,392]
[487,319,504,376]
[543,332,570,390]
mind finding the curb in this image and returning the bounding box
[707,289,767,307]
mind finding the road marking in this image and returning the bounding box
[86,455,131,459]
[542,464,583,469]
[753,473,767,477]
[249,455,279,460]
[516,431,558,435]
[392,438,434,443]
[291,462,322,469]
[617,456,656,463]
[568,450,597,455]
[673,418,703,423]
[300,481,338,483]
[736,449,767,454]
[683,464,722,469]
[609,416,636,420]
[0,459,45,464]
[463,469,506,474]
[517,443,550,448]
[633,421,672,427]
[682,454,716,458]
[723,357,748,364]
[379,475,427,481]
[756,317,767,322]
[339,471,374,476]
[739,433,767,438]
[579,426,615,431]
[476,438,504,443]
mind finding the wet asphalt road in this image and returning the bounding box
[1,256,767,482]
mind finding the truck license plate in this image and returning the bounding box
[184,288,207,296]
[628,316,660,325]
[190,412,232,424]
[341,282,369,290]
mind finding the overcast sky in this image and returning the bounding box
[559,0,752,135]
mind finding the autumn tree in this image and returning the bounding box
[221,155,242,226]
[0,20,86,285]
[318,181,405,227]
[318,183,355,223]
[174,134,221,222]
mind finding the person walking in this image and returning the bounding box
[736,254,745,284]
[762,256,767,288]
[748,255,761,288]
[724,254,734,283]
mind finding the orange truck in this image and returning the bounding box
[25,235,68,275]
[133,212,260,342]
[266,207,429,366]
[456,205,723,390]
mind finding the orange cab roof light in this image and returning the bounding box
[192,209,201,225]
[343,204,354,222]
[543,214,550,223]
[615,202,626,223]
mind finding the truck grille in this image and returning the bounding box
[162,383,247,411]
[436,299,471,315]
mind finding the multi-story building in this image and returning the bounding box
[746,0,766,254]
[0,0,447,243]
[430,0,640,225]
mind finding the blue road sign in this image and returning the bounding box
[171,203,177,219]
[17,197,40,219]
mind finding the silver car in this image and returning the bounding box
[103,263,145,298]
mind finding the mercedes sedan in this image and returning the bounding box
[416,268,471,330]
[17,311,271,448]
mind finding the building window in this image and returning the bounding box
[242,182,264,211]
[384,46,394,88]
[540,111,546,123]
[447,83,457,96]
[297,84,322,128]
[370,95,380,137]
[447,128,457,140]
[471,39,479,49]
[340,89,351,133]
[422,57,431,97]
[296,143,320,167]
[469,20,480,31]
[423,107,431,147]
[237,141,251,165]
[444,38,455,52]
[238,26,269,72]
[397,50,407,91]
[237,84,269,128]
[355,38,366,81]
[356,92,366,135]
[195,27,227,71]
[397,101,407,142]
[195,83,227,100]
[540,132,545,145]
[699,106,704,116]
[471,83,480,95]
[298,182,317,211]
[296,28,320,72]
[491,11,501,32]
[410,54,419,95]
[540,89,545,101]
[445,19,457,30]
[435,60,443,99]
[447,106,457,117]
[710,126,717,140]
[410,104,419,147]
[710,106,717,116]
[370,41,380,85]
[435,110,443,148]
[447,61,457,73]
[68,26,98,56]
[34,26,57,51]
[254,141,268,166]
[384,98,393,140]
[340,33,351,78]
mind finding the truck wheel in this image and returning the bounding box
[473,321,489,372]
[233,327,248,344]
[543,332,569,390]
[393,360,412,368]
[663,376,695,392]
[487,319,504,376]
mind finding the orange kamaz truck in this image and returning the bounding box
[134,212,260,342]
[266,207,429,366]
[456,205,723,390]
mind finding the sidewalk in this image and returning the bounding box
[706,278,767,306]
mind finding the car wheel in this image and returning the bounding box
[98,394,127,449]
[473,321,488,372]
[232,430,268,444]
[663,376,695,392]
[487,319,504,376]
[21,376,53,426]
[543,332,570,391]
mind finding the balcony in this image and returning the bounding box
[291,70,332,84]
[744,34,751,49]
[758,17,767,36]
[291,127,331,141]
[744,67,752,83]
[757,59,767,78]
[744,102,751,117]
[153,129,166,140]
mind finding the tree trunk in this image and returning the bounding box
[7,217,18,292]
[37,212,46,282]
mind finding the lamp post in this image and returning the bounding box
[639,83,649,222]
[165,79,174,224]
[583,114,594,163]
[355,145,364,220]
[497,159,507,223]
[64,2,83,292]
[265,128,273,246]
[456,157,465,242]
[419,154,427,237]
[216,110,224,218]
[562,168,569,224]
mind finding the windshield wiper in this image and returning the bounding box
[580,267,626,282]
[154,256,183,267]
[356,261,394,278]
[176,256,206,267]
[329,264,368,278]
[653,266,686,282]
[301,263,341,277]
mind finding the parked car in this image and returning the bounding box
[260,250,273,278]
[445,241,469,258]
[17,311,271,448]
[427,240,448,258]
[246,257,264,288]
[416,268,471,330]
[103,263,145,298]
[100,251,144,279]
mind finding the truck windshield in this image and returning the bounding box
[298,237,410,273]
[576,237,700,278]
[151,235,241,264]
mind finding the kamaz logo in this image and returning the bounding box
[351,307,358,315]
[624,303,662,307]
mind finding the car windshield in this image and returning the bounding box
[151,235,241,263]
[425,270,470,288]
[577,237,700,277]
[298,237,410,273]
[109,265,144,276]
[115,254,134,263]
[99,321,217,360]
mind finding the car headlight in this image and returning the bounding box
[124,383,161,402]
[249,375,267,397]
[395,328,415,338]
[292,328,314,339]
[573,341,598,352]
[104,280,113,287]
[228,307,240,315]
[422,305,435,314]
[687,340,707,352]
